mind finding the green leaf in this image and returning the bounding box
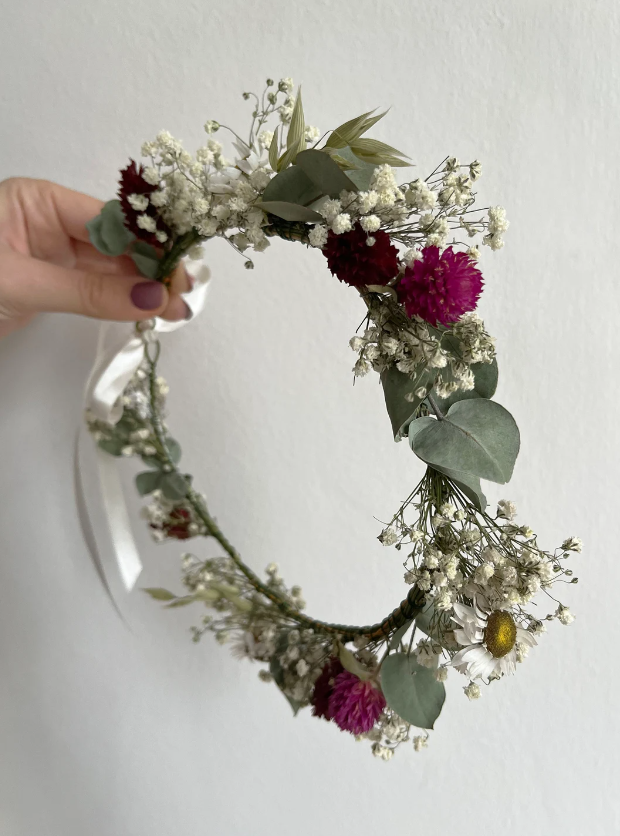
[431,465,487,512]
[135,470,162,496]
[380,652,446,730]
[350,137,409,160]
[261,165,322,206]
[143,587,176,601]
[160,472,188,500]
[165,437,182,465]
[286,88,305,150]
[86,200,135,257]
[431,337,498,411]
[277,135,305,171]
[388,620,414,651]
[141,454,162,469]
[409,399,520,484]
[269,654,303,716]
[294,149,358,197]
[321,149,360,171]
[325,109,382,149]
[352,151,411,167]
[255,200,323,222]
[164,595,198,608]
[130,241,160,279]
[97,438,126,457]
[268,126,280,171]
[331,146,377,191]
[414,602,459,651]
[381,365,437,440]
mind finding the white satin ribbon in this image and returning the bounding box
[76,262,211,603]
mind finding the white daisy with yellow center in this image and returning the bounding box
[450,598,537,679]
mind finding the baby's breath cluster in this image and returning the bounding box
[308,156,507,256]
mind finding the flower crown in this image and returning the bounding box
[85,77,580,760]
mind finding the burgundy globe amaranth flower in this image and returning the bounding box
[398,246,484,326]
[327,670,386,735]
[149,507,193,540]
[311,657,344,720]
[118,159,170,245]
[323,224,399,289]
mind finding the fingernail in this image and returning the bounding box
[131,281,164,311]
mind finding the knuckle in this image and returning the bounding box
[77,271,107,318]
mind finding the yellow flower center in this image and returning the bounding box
[484,611,517,658]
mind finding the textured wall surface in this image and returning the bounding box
[0,2,618,834]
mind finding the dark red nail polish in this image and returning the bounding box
[131,281,164,311]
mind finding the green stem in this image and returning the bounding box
[145,353,425,642]
[156,230,202,282]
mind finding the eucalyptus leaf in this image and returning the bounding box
[86,200,135,257]
[415,603,459,651]
[135,470,162,496]
[408,399,520,485]
[334,146,377,191]
[388,620,414,651]
[261,165,322,206]
[130,241,160,279]
[160,472,188,500]
[431,465,487,512]
[322,150,360,171]
[431,336,498,411]
[294,149,358,197]
[269,655,303,716]
[141,454,162,469]
[255,201,323,222]
[380,652,446,730]
[165,437,182,465]
[97,439,126,457]
[381,364,437,440]
[143,587,176,601]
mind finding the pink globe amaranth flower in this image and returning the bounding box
[398,246,484,326]
[311,657,344,721]
[327,670,386,735]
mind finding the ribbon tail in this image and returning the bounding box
[74,428,130,623]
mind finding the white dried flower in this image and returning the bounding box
[463,681,481,700]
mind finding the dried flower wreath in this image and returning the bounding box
[85,77,580,759]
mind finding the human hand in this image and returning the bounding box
[0,177,191,339]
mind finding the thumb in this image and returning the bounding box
[0,250,170,321]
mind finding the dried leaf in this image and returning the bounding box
[286,87,305,150]
[268,126,280,171]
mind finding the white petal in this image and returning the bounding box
[469,649,496,679]
[499,650,517,676]
[517,628,537,648]
[452,603,479,624]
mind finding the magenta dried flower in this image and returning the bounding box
[328,670,386,735]
[398,245,484,326]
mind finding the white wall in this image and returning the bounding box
[0,2,618,834]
